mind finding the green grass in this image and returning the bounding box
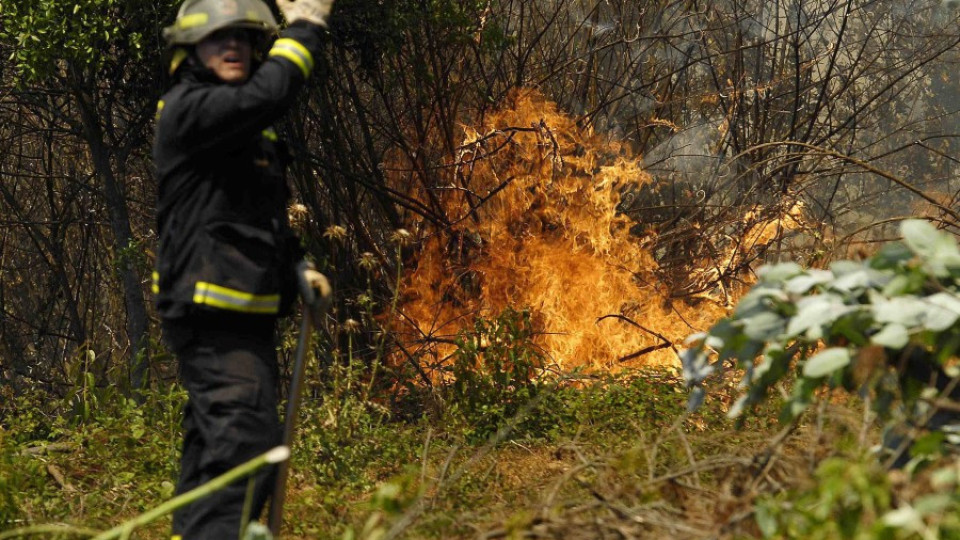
[0,366,774,539]
[3,362,956,539]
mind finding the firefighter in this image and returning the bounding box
[153,0,332,537]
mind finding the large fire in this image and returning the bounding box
[385,90,791,374]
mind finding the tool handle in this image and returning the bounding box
[269,261,330,537]
[267,307,310,537]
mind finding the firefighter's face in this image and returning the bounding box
[196,28,253,84]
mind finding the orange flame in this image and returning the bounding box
[387,90,747,373]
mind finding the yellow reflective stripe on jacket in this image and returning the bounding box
[151,271,160,294]
[193,282,280,314]
[269,38,314,78]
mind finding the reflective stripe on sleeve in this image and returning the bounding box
[193,281,280,314]
[269,38,314,78]
[152,271,160,294]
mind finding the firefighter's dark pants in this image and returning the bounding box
[164,315,281,540]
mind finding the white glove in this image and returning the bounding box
[277,0,334,27]
[296,261,333,319]
[304,268,332,307]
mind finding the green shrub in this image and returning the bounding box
[0,377,185,531]
[679,219,960,538]
[683,220,960,457]
[0,398,51,526]
[755,454,960,539]
[294,326,421,491]
[443,307,563,442]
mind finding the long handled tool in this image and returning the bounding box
[268,262,331,537]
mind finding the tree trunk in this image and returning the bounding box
[74,87,151,392]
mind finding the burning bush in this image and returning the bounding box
[385,90,804,375]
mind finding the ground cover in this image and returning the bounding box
[2,365,909,540]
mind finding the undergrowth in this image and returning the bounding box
[3,306,957,539]
[1,381,183,537]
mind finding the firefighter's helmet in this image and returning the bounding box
[163,0,278,46]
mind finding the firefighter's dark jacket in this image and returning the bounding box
[153,22,323,320]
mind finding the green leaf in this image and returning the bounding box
[872,295,928,328]
[901,219,947,258]
[680,348,713,385]
[914,493,952,515]
[900,220,960,277]
[829,311,872,346]
[783,269,833,295]
[726,395,749,418]
[780,376,819,422]
[741,312,785,341]
[781,396,810,422]
[882,506,923,531]
[687,386,707,412]
[922,292,960,331]
[733,287,789,318]
[802,348,851,378]
[930,465,959,489]
[911,430,945,457]
[870,242,915,270]
[870,323,909,349]
[829,268,890,293]
[830,260,863,275]
[757,262,803,284]
[882,273,919,296]
[707,318,739,348]
[926,251,960,279]
[785,294,854,338]
[754,504,778,537]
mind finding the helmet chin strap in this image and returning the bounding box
[169,48,191,75]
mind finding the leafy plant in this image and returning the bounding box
[293,233,424,490]
[444,307,559,442]
[0,0,173,81]
[754,453,960,539]
[682,219,960,463]
[754,457,894,539]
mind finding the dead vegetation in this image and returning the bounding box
[395,394,871,540]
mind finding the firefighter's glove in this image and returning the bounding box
[242,522,273,540]
[296,261,332,322]
[277,0,334,27]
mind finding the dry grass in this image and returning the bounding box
[359,395,873,540]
